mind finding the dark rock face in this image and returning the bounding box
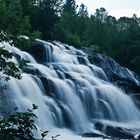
[82,47,140,95]
[13,53,21,62]
[22,65,42,77]
[29,41,46,62]
[39,77,53,97]
[94,122,136,139]
[27,41,140,99]
[27,41,140,97]
[23,65,37,75]
[106,125,134,139]
[95,122,105,131]
[81,132,105,138]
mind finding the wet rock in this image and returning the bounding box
[28,41,140,97]
[23,65,37,75]
[39,77,51,96]
[29,41,46,62]
[95,122,104,131]
[105,125,134,139]
[134,133,140,139]
[13,53,21,62]
[77,56,87,64]
[55,70,65,79]
[81,132,104,138]
[65,72,73,79]
[94,122,135,139]
[81,47,140,96]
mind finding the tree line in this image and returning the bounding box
[0,0,140,74]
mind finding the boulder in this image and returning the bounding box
[23,65,37,75]
[81,132,104,138]
[39,77,52,96]
[105,125,134,139]
[94,122,135,139]
[28,41,46,62]
[94,122,104,131]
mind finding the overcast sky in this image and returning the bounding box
[75,0,140,18]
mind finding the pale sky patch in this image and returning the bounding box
[75,0,140,18]
[110,9,140,19]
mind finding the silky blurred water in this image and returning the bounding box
[1,41,140,139]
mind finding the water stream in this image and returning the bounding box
[1,40,140,139]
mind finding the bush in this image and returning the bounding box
[0,104,38,140]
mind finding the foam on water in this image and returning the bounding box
[1,40,140,139]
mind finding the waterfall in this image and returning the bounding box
[1,40,140,139]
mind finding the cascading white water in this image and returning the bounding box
[1,40,140,139]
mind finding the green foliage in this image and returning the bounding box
[40,130,49,140]
[0,0,41,90]
[0,0,29,36]
[63,0,77,15]
[52,134,60,140]
[95,7,108,22]
[0,104,59,140]
[54,0,81,46]
[0,0,140,74]
[53,2,140,74]
[27,0,63,40]
[0,105,38,140]
[89,44,100,53]
[0,0,40,48]
[0,46,21,89]
[78,3,88,17]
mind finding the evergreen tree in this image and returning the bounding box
[54,0,80,46]
[95,7,108,22]
[77,3,88,44]
[0,0,37,89]
[30,0,63,40]
[78,3,88,17]
[63,0,77,15]
[0,0,140,74]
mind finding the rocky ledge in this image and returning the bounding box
[82,47,140,97]
[27,40,140,100]
[81,121,140,140]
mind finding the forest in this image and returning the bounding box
[0,0,140,74]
